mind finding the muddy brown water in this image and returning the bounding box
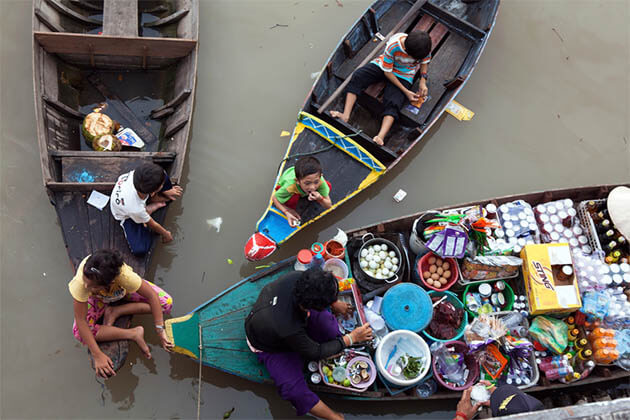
[1,0,628,418]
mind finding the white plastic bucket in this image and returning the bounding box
[375,330,431,387]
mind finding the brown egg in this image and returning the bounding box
[437,267,444,275]
[439,277,448,285]
[431,273,440,280]
[426,279,434,286]
[443,270,451,279]
[436,258,443,266]
[429,265,437,273]
[442,262,450,270]
[423,271,431,279]
[428,256,437,265]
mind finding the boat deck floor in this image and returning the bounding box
[53,190,166,275]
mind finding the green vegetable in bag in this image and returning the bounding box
[528,316,568,354]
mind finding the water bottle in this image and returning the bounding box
[310,253,324,269]
[501,312,524,329]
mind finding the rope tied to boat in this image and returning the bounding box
[197,324,203,420]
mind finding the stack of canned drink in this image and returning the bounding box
[535,199,591,253]
[495,200,540,255]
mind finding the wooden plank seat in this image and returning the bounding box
[49,151,177,189]
[34,32,197,59]
[61,156,152,183]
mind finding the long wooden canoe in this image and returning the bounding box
[245,0,500,260]
[170,184,630,401]
[33,0,198,371]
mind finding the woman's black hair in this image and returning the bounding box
[294,268,339,310]
[405,30,432,61]
[133,163,166,194]
[294,157,323,180]
[83,249,124,286]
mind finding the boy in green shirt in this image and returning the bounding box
[272,157,332,227]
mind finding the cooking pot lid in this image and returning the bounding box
[381,283,432,332]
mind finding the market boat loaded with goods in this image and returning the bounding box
[32,0,199,371]
[166,184,630,401]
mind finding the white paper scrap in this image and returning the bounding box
[87,190,110,211]
[206,217,223,233]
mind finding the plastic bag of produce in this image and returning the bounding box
[528,316,568,354]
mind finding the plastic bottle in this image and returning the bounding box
[592,338,617,350]
[501,312,524,329]
[568,328,579,341]
[594,348,619,364]
[310,253,324,269]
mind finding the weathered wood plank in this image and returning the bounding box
[319,0,428,114]
[69,0,103,12]
[51,150,176,161]
[163,116,189,138]
[87,73,159,145]
[143,8,189,28]
[103,0,138,37]
[150,107,175,120]
[42,95,86,119]
[47,181,114,191]
[34,8,63,32]
[61,156,151,183]
[34,32,197,59]
[54,192,92,268]
[44,0,102,25]
[151,89,191,114]
[421,1,485,40]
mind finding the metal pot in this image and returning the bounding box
[357,233,403,284]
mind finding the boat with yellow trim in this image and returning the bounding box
[244,0,500,260]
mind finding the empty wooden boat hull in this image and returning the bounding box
[245,0,500,260]
[173,184,630,400]
[33,0,199,371]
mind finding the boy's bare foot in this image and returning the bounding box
[146,201,166,214]
[103,305,119,326]
[330,110,349,123]
[373,135,384,146]
[131,326,152,359]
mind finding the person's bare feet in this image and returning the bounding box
[373,135,384,146]
[103,305,119,326]
[146,201,166,214]
[131,326,152,359]
[330,110,349,123]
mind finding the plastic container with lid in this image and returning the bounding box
[294,249,313,271]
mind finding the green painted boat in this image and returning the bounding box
[167,183,630,401]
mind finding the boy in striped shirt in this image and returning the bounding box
[331,31,431,146]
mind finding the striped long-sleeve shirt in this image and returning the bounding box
[371,33,431,83]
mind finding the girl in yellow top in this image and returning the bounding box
[69,249,174,378]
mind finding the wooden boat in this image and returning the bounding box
[169,184,630,401]
[245,0,500,260]
[33,0,198,370]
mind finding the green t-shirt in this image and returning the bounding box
[275,167,330,204]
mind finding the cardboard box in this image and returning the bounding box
[520,243,582,315]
